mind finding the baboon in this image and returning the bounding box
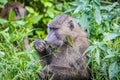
[1,2,26,20]
[1,2,29,50]
[34,14,90,80]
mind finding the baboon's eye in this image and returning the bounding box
[68,20,74,30]
[49,27,58,31]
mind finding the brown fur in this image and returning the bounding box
[1,2,29,50]
[34,14,90,80]
[1,2,26,20]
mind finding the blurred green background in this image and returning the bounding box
[0,0,120,80]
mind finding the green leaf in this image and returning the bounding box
[26,6,35,14]
[0,0,7,3]
[103,33,120,41]
[100,2,118,12]
[30,15,41,24]
[0,18,7,24]
[0,51,5,57]
[95,49,100,65]
[94,7,102,25]
[83,46,96,55]
[74,5,81,13]
[16,21,26,26]
[103,54,115,60]
[108,62,119,80]
[8,9,14,21]
[79,14,89,30]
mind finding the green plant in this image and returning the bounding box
[0,2,42,80]
[64,0,120,80]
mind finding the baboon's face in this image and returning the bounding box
[44,14,75,48]
[2,2,26,20]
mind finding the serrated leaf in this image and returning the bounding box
[103,33,120,41]
[26,6,35,13]
[0,51,5,57]
[16,21,26,26]
[31,15,41,24]
[103,54,115,60]
[108,62,119,80]
[8,9,14,21]
[79,14,89,30]
[0,18,7,24]
[94,7,102,25]
[100,2,118,12]
[64,8,75,13]
[83,46,96,55]
[69,2,83,6]
[95,49,100,65]
[0,0,7,3]
[74,5,81,13]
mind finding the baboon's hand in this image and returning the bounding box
[34,39,45,53]
[38,71,46,78]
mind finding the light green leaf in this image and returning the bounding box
[16,21,26,26]
[103,33,120,41]
[8,9,14,21]
[109,62,119,80]
[103,55,115,59]
[83,46,96,55]
[0,51,5,57]
[94,7,102,25]
[95,49,100,65]
[0,18,7,24]
[79,14,89,30]
[26,6,35,13]
[100,2,118,11]
[30,15,41,24]
[74,5,81,13]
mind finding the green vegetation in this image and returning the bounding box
[0,0,120,80]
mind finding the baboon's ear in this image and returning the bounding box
[69,20,74,31]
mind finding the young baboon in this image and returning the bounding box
[1,2,26,20]
[1,2,29,50]
[34,14,90,80]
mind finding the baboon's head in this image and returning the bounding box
[1,2,26,20]
[44,14,86,48]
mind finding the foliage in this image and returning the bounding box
[0,0,120,80]
[0,1,42,79]
[64,0,120,80]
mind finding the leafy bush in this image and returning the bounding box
[64,0,120,80]
[0,2,42,79]
[0,0,120,80]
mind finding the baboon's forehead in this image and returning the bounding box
[47,14,70,28]
[5,2,24,8]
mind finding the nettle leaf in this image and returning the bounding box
[103,54,115,60]
[95,49,100,65]
[70,2,83,6]
[8,9,14,21]
[94,7,102,25]
[100,2,118,12]
[0,18,7,24]
[30,16,41,24]
[16,21,26,26]
[26,6,35,14]
[0,51,5,57]
[103,33,120,41]
[74,5,81,13]
[83,46,96,55]
[79,14,89,30]
[108,62,119,80]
